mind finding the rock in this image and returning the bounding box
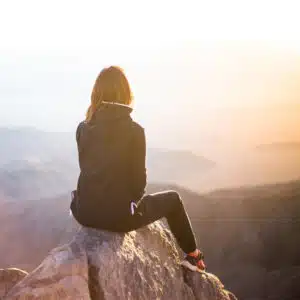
[4,221,236,299]
[227,291,238,300]
[183,269,237,300]
[0,268,28,298]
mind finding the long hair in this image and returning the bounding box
[86,66,133,122]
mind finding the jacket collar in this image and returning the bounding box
[92,102,133,122]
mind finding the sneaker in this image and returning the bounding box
[181,251,206,272]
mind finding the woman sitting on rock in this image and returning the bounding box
[70,66,206,271]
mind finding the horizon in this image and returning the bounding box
[1,1,300,152]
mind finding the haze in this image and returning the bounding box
[1,0,299,157]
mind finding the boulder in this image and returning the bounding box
[4,221,236,299]
[0,268,28,298]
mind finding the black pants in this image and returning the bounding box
[124,190,197,254]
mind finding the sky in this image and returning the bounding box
[0,0,300,152]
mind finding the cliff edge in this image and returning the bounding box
[3,221,236,299]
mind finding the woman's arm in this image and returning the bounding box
[75,121,86,170]
[131,123,147,201]
[76,122,85,149]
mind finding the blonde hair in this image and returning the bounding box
[86,66,133,122]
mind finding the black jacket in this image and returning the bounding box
[70,102,147,230]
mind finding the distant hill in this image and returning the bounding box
[0,192,78,271]
[256,142,300,152]
[196,141,300,192]
[0,161,78,200]
[2,180,299,268]
[2,127,300,193]
[0,127,76,165]
[147,148,215,188]
[0,127,214,196]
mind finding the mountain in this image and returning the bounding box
[1,126,300,298]
[196,141,300,191]
[0,127,76,165]
[0,127,214,196]
[256,142,300,152]
[147,148,214,188]
[2,126,300,193]
[0,180,299,299]
[0,192,77,271]
[0,160,78,200]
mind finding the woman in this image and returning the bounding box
[70,66,206,271]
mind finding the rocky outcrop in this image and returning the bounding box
[0,268,28,298]
[4,221,236,299]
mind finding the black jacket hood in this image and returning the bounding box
[76,102,133,155]
[92,102,133,122]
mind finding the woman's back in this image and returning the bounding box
[70,66,145,229]
[71,104,146,229]
[77,103,133,175]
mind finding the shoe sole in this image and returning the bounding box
[181,260,199,272]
